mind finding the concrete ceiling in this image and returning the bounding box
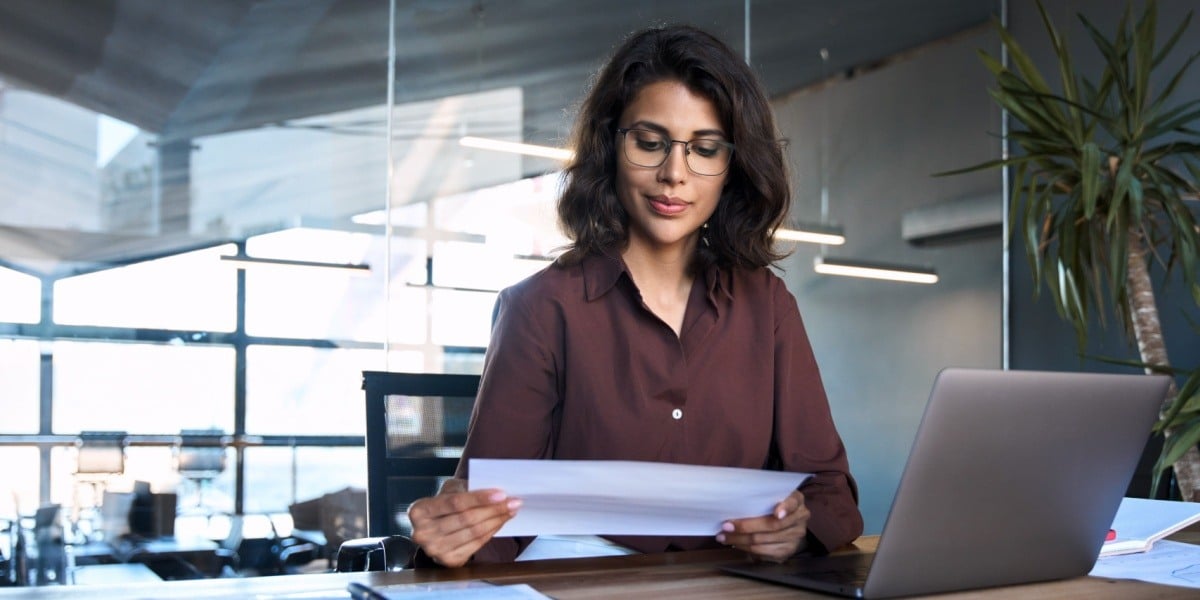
[0,0,998,276]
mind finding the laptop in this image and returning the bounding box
[721,368,1169,599]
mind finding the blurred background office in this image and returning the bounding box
[1,0,1198,584]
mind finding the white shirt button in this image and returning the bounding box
[671,408,683,420]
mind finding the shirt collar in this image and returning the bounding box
[705,262,734,308]
[581,249,627,302]
[580,249,734,306]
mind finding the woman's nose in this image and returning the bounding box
[657,142,689,183]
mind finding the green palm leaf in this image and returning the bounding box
[939,0,1200,498]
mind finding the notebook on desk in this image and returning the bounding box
[721,368,1169,599]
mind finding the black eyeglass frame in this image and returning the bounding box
[615,127,735,176]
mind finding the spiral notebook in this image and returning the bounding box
[1101,497,1200,557]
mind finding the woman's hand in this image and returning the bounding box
[407,477,522,567]
[716,489,810,562]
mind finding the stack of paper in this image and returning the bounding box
[468,459,811,537]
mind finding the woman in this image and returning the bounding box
[408,24,863,567]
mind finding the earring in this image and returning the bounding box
[701,222,711,247]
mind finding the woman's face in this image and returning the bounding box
[614,80,729,257]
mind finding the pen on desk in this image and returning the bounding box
[347,581,386,600]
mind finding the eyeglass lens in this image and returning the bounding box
[621,129,732,176]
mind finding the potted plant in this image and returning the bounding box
[945,0,1200,498]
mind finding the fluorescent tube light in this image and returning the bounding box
[813,256,938,284]
[219,255,371,276]
[405,282,500,294]
[774,223,846,245]
[513,253,556,262]
[459,136,575,161]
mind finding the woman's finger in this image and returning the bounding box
[718,519,806,547]
[422,508,519,566]
[716,490,810,560]
[410,488,507,520]
[408,486,522,566]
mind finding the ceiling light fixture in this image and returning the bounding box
[813,256,938,284]
[405,282,500,294]
[458,136,574,161]
[774,223,846,245]
[219,255,371,276]
[784,47,849,249]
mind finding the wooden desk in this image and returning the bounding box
[2,537,1195,599]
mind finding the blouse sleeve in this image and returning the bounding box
[771,281,864,553]
[451,284,562,563]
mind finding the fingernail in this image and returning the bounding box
[488,491,507,503]
[506,498,523,511]
[721,522,734,532]
[715,533,726,543]
[776,509,787,520]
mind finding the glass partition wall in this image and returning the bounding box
[0,0,1003,543]
[0,0,754,533]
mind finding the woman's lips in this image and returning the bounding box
[649,195,688,216]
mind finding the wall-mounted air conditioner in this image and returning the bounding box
[901,194,1003,246]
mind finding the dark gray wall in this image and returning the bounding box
[773,27,1003,533]
[1008,1,1200,497]
[762,0,1197,533]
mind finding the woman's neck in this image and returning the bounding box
[621,236,697,335]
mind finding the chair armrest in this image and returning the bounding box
[278,541,319,569]
[335,535,416,572]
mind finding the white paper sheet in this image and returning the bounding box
[1090,540,1200,589]
[468,459,811,537]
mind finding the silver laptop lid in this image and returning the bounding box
[865,368,1169,598]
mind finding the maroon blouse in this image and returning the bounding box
[455,250,863,562]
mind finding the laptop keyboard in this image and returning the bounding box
[792,553,874,584]
[799,565,871,585]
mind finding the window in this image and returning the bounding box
[0,339,39,433]
[242,446,367,513]
[52,341,235,434]
[54,245,237,331]
[245,345,387,435]
[0,447,39,520]
[0,267,40,323]
[244,229,432,343]
[429,288,496,348]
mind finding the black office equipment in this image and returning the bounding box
[721,368,1170,599]
[337,371,480,572]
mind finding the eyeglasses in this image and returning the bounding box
[616,127,734,176]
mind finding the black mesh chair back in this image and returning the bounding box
[361,371,480,538]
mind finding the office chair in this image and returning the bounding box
[75,431,126,481]
[335,371,479,572]
[174,429,229,518]
[290,486,366,568]
[72,431,127,541]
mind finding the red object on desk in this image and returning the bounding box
[1105,529,1117,541]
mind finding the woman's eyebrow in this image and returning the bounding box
[626,120,669,134]
[626,120,727,139]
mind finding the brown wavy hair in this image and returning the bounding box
[557,24,790,269]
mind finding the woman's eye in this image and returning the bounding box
[690,141,722,158]
[636,137,666,151]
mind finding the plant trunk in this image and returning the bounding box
[1127,231,1200,501]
